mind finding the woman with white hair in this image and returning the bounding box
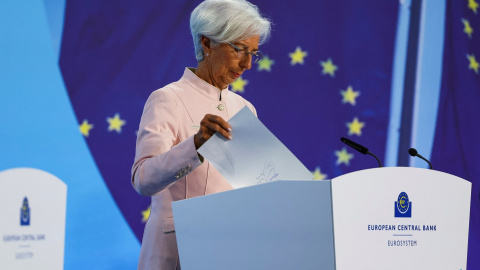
[131,0,271,268]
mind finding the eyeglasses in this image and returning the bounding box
[227,42,264,63]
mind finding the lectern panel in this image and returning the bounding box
[173,180,335,270]
[332,167,471,270]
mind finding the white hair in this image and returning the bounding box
[190,0,272,62]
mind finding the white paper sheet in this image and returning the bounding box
[198,106,313,188]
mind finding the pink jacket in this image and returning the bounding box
[132,68,256,269]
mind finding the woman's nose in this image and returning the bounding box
[240,53,252,70]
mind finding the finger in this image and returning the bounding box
[205,114,232,132]
[202,121,232,140]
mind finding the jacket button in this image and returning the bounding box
[217,104,224,111]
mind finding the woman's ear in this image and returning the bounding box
[201,36,211,55]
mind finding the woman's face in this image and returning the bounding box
[202,35,260,89]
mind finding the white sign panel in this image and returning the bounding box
[0,168,67,270]
[331,167,471,270]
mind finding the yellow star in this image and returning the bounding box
[340,86,360,105]
[347,117,365,136]
[312,167,327,180]
[289,46,308,65]
[462,18,474,38]
[320,58,338,77]
[141,206,150,223]
[467,54,480,74]
[335,147,354,166]
[231,76,248,93]
[107,113,126,133]
[257,56,275,72]
[79,119,94,137]
[468,0,479,14]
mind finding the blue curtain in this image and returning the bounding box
[431,1,480,268]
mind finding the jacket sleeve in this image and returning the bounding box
[131,89,202,196]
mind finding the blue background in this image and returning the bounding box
[1,0,477,268]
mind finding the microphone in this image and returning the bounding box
[340,137,382,167]
[408,148,433,169]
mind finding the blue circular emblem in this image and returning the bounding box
[396,192,410,213]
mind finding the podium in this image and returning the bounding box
[172,167,471,270]
[0,168,67,270]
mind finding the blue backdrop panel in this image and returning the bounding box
[431,1,480,268]
[0,1,140,268]
[59,0,200,242]
[59,0,398,242]
[2,0,477,268]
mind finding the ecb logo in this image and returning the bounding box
[394,192,412,218]
[20,197,30,226]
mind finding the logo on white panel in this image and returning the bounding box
[20,197,30,226]
[394,192,411,218]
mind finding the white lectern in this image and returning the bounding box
[0,168,67,270]
[172,167,471,270]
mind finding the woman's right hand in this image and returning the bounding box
[194,114,232,149]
